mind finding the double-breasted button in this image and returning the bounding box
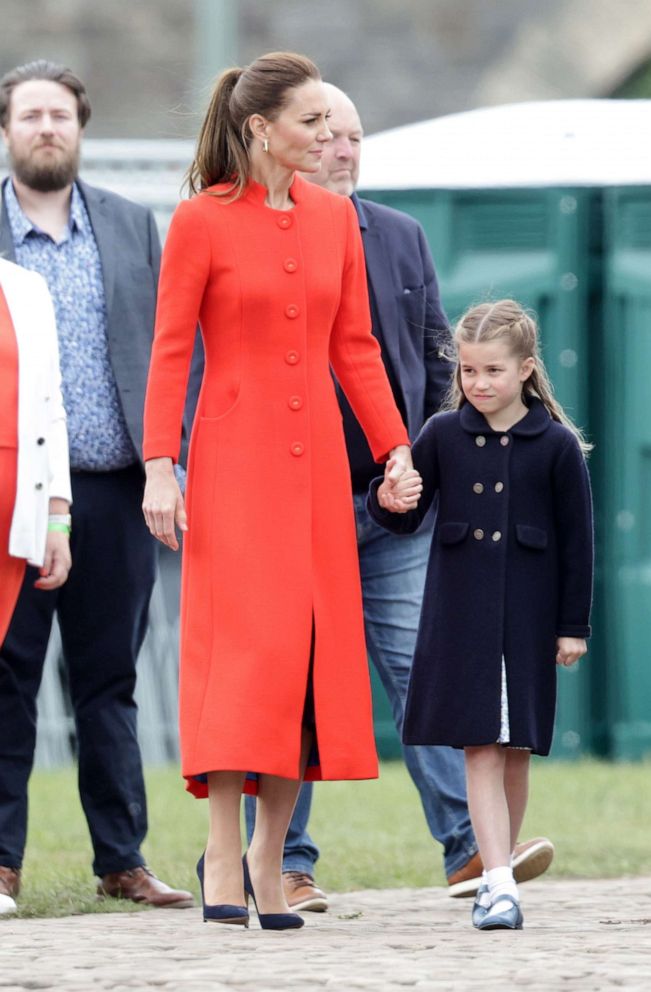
[290,441,304,457]
[473,528,484,540]
[277,215,293,230]
[285,350,300,365]
[472,482,484,494]
[500,435,510,446]
[283,258,297,273]
[35,482,43,490]
[476,435,486,447]
[494,481,504,493]
[285,303,300,319]
[288,395,303,410]
[492,531,502,542]
[36,437,45,445]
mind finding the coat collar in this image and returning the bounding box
[243,172,303,207]
[351,192,368,230]
[1,179,17,260]
[459,396,552,437]
[75,179,116,314]
[350,193,403,398]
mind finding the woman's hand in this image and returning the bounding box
[34,531,71,590]
[384,444,413,484]
[143,457,188,551]
[380,444,416,511]
[556,637,587,667]
[378,468,423,514]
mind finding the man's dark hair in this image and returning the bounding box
[0,59,91,128]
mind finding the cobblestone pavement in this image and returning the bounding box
[2,877,651,991]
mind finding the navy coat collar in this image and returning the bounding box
[350,192,404,402]
[351,192,369,230]
[459,397,552,437]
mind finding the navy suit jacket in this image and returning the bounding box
[353,193,451,440]
[0,178,166,466]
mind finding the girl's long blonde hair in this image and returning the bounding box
[445,299,592,455]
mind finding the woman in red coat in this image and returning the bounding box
[142,52,411,929]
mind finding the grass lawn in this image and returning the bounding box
[9,758,651,918]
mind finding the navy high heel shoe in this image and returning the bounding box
[242,854,304,930]
[196,853,249,926]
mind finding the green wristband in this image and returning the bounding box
[48,523,71,535]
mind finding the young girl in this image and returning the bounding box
[369,299,593,931]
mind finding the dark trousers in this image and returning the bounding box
[0,464,157,876]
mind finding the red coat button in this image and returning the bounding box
[284,258,297,273]
[288,395,303,410]
[277,215,292,229]
[285,350,300,365]
[285,304,300,319]
[290,441,304,457]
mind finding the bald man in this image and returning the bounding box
[246,85,553,913]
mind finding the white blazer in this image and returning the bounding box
[0,258,72,566]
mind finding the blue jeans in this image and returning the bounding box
[246,495,477,877]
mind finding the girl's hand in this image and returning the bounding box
[143,457,188,551]
[378,468,423,514]
[556,637,587,667]
[34,531,71,590]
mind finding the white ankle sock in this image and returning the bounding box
[486,866,518,914]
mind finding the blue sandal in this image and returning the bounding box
[471,882,491,928]
[476,894,523,931]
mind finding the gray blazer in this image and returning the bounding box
[0,178,162,466]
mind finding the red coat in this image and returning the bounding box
[143,175,409,796]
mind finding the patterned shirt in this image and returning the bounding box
[3,178,137,471]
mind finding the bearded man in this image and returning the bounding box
[0,60,193,914]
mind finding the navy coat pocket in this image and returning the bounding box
[515,524,548,550]
[438,522,470,545]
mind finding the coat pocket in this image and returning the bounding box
[515,524,548,550]
[438,521,470,545]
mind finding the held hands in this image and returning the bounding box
[378,445,423,514]
[556,637,587,667]
[142,457,188,551]
[34,531,71,590]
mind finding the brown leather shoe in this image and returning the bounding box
[511,837,555,883]
[97,866,194,909]
[447,851,483,898]
[447,837,555,898]
[282,871,328,912]
[0,866,20,915]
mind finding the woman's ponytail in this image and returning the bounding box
[185,67,248,198]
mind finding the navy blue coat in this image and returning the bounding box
[368,398,593,755]
[353,194,451,436]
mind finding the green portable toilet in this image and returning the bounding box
[600,185,651,759]
[358,99,651,759]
